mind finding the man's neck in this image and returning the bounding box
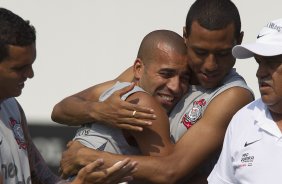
[270,109,282,131]
[189,73,200,85]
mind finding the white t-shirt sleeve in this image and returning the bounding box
[208,120,237,184]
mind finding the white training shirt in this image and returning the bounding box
[0,98,31,184]
[208,99,282,184]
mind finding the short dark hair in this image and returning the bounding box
[185,0,241,38]
[0,8,36,61]
[137,30,187,64]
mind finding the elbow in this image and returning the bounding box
[150,162,180,184]
[51,106,58,122]
[150,169,179,184]
[51,104,65,125]
[160,168,179,184]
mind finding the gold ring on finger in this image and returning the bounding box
[132,110,137,117]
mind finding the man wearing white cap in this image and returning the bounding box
[208,18,282,184]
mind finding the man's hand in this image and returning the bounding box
[71,158,137,184]
[60,141,86,178]
[93,83,157,131]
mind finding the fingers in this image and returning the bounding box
[129,110,156,121]
[117,122,151,132]
[120,100,155,115]
[66,140,74,148]
[60,141,85,178]
[103,158,138,183]
[74,158,137,184]
[74,159,105,184]
[116,84,156,117]
[109,158,131,171]
[84,158,104,173]
[119,101,156,122]
[116,83,136,98]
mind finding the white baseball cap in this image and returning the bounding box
[232,18,282,59]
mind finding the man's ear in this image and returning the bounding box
[237,31,244,45]
[133,58,144,80]
[183,26,188,45]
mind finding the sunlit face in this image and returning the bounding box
[134,42,190,113]
[184,21,242,88]
[255,54,282,113]
[0,44,36,101]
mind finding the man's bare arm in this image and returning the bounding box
[125,92,174,156]
[153,87,254,183]
[59,91,175,181]
[52,67,156,131]
[52,80,116,125]
[60,87,253,183]
[18,102,138,184]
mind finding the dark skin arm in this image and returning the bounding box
[17,102,137,184]
[60,87,253,184]
[59,89,175,183]
[52,67,156,131]
[124,91,174,156]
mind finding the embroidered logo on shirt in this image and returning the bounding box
[237,152,255,168]
[9,117,27,150]
[181,99,206,129]
[244,139,260,147]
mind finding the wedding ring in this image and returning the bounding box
[132,110,137,117]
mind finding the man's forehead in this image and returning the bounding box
[188,21,236,38]
[255,54,282,61]
[186,22,237,49]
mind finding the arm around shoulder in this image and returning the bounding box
[154,86,254,183]
[51,80,117,126]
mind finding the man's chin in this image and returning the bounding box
[13,90,22,98]
[199,81,218,89]
[162,104,174,114]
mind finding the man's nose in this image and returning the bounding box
[256,62,268,79]
[167,76,181,94]
[205,54,218,72]
[23,67,34,79]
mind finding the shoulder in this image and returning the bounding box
[126,91,158,107]
[1,98,22,118]
[230,99,264,124]
[2,97,17,106]
[226,99,263,146]
[206,86,254,113]
[222,68,246,84]
[200,85,254,131]
[99,81,143,101]
[219,69,254,98]
[226,99,263,140]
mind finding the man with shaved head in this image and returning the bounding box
[66,29,190,181]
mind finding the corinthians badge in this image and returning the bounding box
[181,99,206,129]
[9,117,27,149]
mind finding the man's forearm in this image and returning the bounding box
[75,147,176,184]
[51,96,99,126]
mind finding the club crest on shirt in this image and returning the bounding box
[9,117,27,149]
[181,99,206,129]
